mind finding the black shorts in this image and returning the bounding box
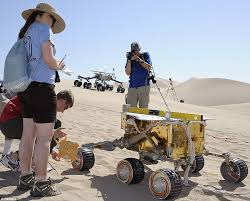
[17,81,57,123]
[0,117,23,139]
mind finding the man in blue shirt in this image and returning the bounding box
[125,42,152,108]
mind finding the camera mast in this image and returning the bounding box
[164,78,179,102]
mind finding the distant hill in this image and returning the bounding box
[173,78,250,106]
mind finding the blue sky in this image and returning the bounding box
[0,0,249,83]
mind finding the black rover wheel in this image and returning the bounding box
[181,155,205,173]
[72,147,95,171]
[87,82,92,89]
[74,80,78,86]
[220,158,248,183]
[77,81,82,87]
[74,80,80,87]
[109,85,114,91]
[83,82,88,88]
[117,87,125,93]
[120,88,125,93]
[101,86,105,91]
[149,168,182,199]
[116,158,144,184]
[97,84,105,91]
[97,84,101,91]
[105,84,110,90]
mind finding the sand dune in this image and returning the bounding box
[152,77,180,89]
[168,78,250,106]
[0,79,249,201]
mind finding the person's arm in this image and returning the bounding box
[53,127,67,138]
[138,59,151,71]
[42,42,64,70]
[39,24,64,70]
[137,52,152,71]
[125,59,132,75]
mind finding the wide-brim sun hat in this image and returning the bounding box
[22,3,65,34]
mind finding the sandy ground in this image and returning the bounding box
[0,79,249,201]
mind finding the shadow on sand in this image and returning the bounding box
[61,168,91,176]
[89,167,199,201]
[0,170,66,201]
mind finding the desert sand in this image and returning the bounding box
[0,78,249,201]
[167,78,250,106]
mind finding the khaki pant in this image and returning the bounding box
[127,85,150,108]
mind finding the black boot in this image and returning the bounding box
[17,172,35,191]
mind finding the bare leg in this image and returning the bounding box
[33,122,54,181]
[19,118,36,175]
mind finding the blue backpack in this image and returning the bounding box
[3,39,31,92]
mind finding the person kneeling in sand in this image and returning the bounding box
[0,90,74,171]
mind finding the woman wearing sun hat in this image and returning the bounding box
[16,3,66,196]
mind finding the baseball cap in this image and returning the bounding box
[131,42,141,51]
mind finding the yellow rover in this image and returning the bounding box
[57,104,248,199]
[113,105,248,199]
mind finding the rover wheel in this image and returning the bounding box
[83,82,88,88]
[149,168,182,199]
[97,84,105,91]
[220,158,248,183]
[105,84,110,90]
[120,87,125,93]
[87,83,92,89]
[74,80,79,87]
[72,147,95,171]
[109,85,114,91]
[97,84,102,91]
[181,155,205,173]
[116,158,144,184]
[77,81,82,87]
[100,85,105,91]
[117,87,120,93]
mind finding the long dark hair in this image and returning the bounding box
[18,11,45,39]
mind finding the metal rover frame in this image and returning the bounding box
[117,105,205,185]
